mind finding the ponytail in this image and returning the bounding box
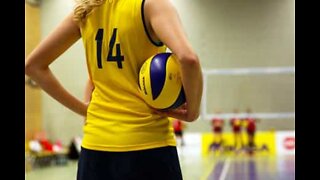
[73,0,105,23]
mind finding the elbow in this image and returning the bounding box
[25,62,33,77]
[186,111,200,122]
[25,61,43,77]
[177,52,200,67]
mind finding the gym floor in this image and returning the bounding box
[25,142,295,180]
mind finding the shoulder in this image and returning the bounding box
[144,0,169,7]
[144,0,175,15]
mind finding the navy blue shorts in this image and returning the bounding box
[77,146,183,180]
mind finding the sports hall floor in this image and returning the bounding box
[25,137,295,180]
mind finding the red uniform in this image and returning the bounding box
[211,118,223,133]
[230,118,242,133]
[245,118,256,135]
[173,120,183,136]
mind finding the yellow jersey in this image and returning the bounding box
[80,0,176,151]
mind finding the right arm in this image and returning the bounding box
[144,0,203,122]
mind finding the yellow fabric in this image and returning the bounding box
[80,0,175,152]
[234,119,241,126]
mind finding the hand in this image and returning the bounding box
[83,101,90,125]
[153,103,189,121]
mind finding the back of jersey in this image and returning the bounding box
[80,0,175,152]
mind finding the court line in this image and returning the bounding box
[218,157,231,180]
[200,153,218,180]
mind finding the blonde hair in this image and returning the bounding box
[73,0,106,23]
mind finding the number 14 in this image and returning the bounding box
[95,28,124,69]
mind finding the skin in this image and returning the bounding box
[145,0,203,122]
[25,13,86,116]
[83,79,94,124]
[25,0,203,122]
[83,79,94,104]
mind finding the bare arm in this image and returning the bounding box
[83,78,94,123]
[145,0,203,122]
[25,13,87,117]
[84,78,94,104]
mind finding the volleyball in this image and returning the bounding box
[138,52,186,110]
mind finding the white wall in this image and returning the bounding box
[40,0,86,145]
[171,0,294,130]
[38,0,295,144]
[172,0,294,68]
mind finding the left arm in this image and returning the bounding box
[84,78,94,104]
[25,13,87,117]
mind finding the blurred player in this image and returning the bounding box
[173,119,186,147]
[243,108,259,153]
[211,111,224,147]
[230,109,244,150]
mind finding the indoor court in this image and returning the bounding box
[26,134,295,180]
[25,0,294,179]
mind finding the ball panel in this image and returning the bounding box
[152,55,183,109]
[138,59,152,98]
[161,87,186,110]
[138,52,186,110]
[150,53,170,100]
